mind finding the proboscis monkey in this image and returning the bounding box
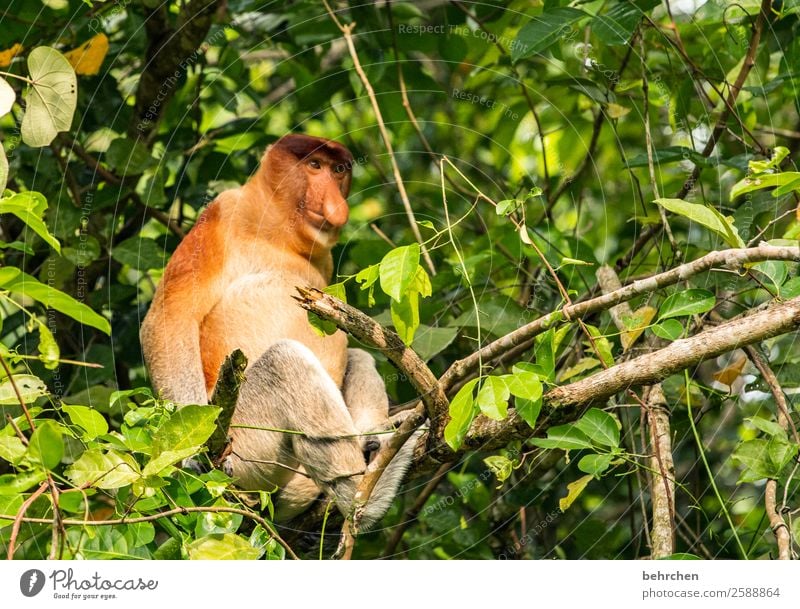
[140,134,416,528]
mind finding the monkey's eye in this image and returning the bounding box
[308,159,321,170]
[333,164,347,174]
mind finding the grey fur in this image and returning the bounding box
[224,340,417,530]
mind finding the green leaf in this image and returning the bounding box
[63,404,109,440]
[654,198,744,247]
[391,292,419,345]
[151,404,220,458]
[143,447,199,477]
[768,435,797,472]
[578,453,614,477]
[21,47,77,147]
[105,138,155,175]
[323,282,347,303]
[750,260,788,293]
[0,266,21,287]
[658,288,715,320]
[4,271,110,334]
[573,408,620,448]
[529,424,593,451]
[651,318,684,341]
[65,449,141,489]
[411,325,458,361]
[558,357,602,383]
[592,1,650,45]
[0,469,47,495]
[780,276,800,299]
[0,435,26,464]
[0,495,24,526]
[355,264,379,306]
[507,369,543,429]
[559,474,593,511]
[483,455,514,485]
[535,328,556,381]
[379,244,420,302]
[583,324,614,367]
[28,420,64,469]
[36,322,60,370]
[732,439,775,483]
[111,236,166,270]
[496,199,520,215]
[512,7,588,62]
[0,192,61,252]
[730,172,800,200]
[0,374,48,405]
[476,375,511,421]
[444,379,479,451]
[187,533,262,560]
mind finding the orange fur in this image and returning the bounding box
[141,135,354,402]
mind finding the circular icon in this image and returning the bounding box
[20,569,46,597]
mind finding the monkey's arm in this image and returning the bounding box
[140,204,225,405]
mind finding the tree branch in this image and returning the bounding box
[207,349,248,463]
[441,244,800,391]
[293,287,448,422]
[458,295,800,451]
[130,0,222,140]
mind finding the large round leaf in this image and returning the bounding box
[0,77,14,118]
[21,47,77,147]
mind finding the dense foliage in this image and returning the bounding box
[1,0,799,560]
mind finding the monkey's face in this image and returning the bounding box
[265,134,354,252]
[297,152,351,248]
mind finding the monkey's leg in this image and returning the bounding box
[226,340,368,521]
[341,348,421,531]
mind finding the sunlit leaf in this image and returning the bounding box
[573,408,620,448]
[28,420,64,470]
[0,191,61,252]
[444,379,479,451]
[187,533,261,560]
[654,198,744,247]
[4,271,110,334]
[21,47,77,147]
[65,449,141,489]
[0,77,14,118]
[63,404,109,440]
[658,289,715,320]
[476,375,511,421]
[0,374,48,405]
[379,244,420,302]
[559,475,593,511]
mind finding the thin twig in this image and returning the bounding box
[323,0,435,276]
[7,483,49,560]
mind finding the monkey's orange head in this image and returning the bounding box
[262,134,354,250]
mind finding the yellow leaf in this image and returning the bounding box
[712,354,747,387]
[0,43,23,68]
[560,474,593,512]
[606,102,630,119]
[620,305,656,351]
[63,34,108,76]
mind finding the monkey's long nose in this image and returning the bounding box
[323,189,349,228]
